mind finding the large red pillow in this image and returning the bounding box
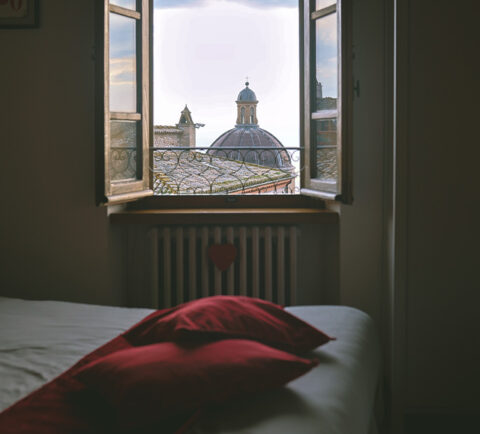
[125,295,333,352]
[75,339,318,430]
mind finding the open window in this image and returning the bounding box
[300,0,353,203]
[99,0,352,204]
[100,0,153,205]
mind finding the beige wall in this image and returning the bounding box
[405,0,479,414]
[154,131,182,147]
[339,0,386,327]
[177,124,195,148]
[0,1,126,306]
[341,0,480,423]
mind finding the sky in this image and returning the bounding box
[153,0,300,148]
[315,11,337,99]
[109,0,337,148]
[110,12,137,112]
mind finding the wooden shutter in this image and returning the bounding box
[99,0,152,205]
[300,0,353,203]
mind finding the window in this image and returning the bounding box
[101,0,152,204]
[100,0,352,204]
[300,0,353,202]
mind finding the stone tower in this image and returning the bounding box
[176,105,196,148]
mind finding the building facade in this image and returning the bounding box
[154,105,197,148]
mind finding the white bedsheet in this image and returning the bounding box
[190,305,381,434]
[0,298,380,434]
[0,297,152,412]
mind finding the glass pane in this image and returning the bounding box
[314,118,337,184]
[110,121,140,181]
[110,0,137,10]
[110,13,137,112]
[315,0,336,10]
[315,12,337,111]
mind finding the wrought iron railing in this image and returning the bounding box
[109,145,338,194]
[152,146,302,195]
[315,145,337,182]
[110,146,138,181]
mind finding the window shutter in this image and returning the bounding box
[99,0,152,205]
[300,0,353,203]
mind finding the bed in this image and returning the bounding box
[0,296,381,434]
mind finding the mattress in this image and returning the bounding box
[0,297,381,434]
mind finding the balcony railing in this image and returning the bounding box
[109,145,338,195]
[152,147,302,195]
[315,145,337,183]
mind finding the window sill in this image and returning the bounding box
[109,195,338,225]
[109,207,338,225]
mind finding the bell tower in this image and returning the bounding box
[176,105,196,148]
[236,82,258,127]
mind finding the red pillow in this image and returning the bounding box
[125,295,333,352]
[76,339,318,429]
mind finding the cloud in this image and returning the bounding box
[316,57,337,80]
[154,0,206,8]
[229,0,297,7]
[154,0,297,9]
[316,57,337,97]
[110,58,135,85]
[316,14,336,45]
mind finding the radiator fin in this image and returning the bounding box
[151,225,298,308]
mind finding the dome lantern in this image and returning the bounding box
[236,82,258,126]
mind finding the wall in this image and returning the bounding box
[339,0,386,327]
[0,1,125,306]
[0,0,345,310]
[340,0,480,428]
[404,0,480,421]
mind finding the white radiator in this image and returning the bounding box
[149,225,298,308]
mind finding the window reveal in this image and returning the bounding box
[99,0,352,204]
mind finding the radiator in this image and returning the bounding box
[149,225,298,308]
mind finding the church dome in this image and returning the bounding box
[208,81,292,170]
[237,82,257,102]
[208,126,292,170]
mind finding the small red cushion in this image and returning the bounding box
[125,295,333,352]
[76,339,318,429]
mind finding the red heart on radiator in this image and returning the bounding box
[208,244,237,271]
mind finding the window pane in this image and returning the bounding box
[110,121,140,181]
[110,0,137,10]
[109,13,137,112]
[314,119,337,184]
[315,0,336,10]
[315,12,337,110]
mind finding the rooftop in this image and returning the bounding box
[154,125,183,134]
[153,149,295,195]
